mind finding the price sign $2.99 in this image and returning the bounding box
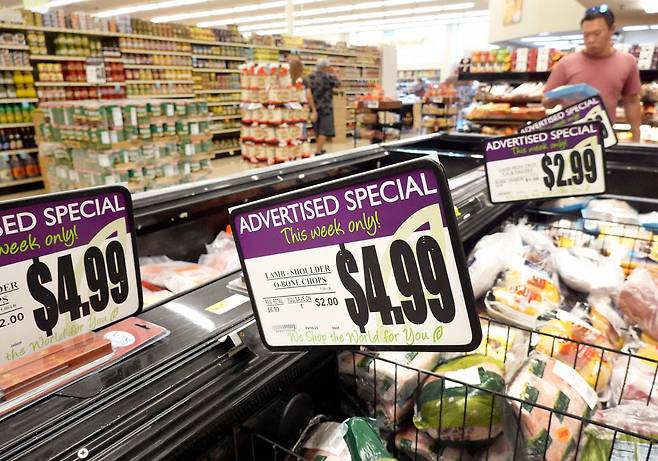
[27,240,130,336]
[541,148,598,191]
[337,234,455,333]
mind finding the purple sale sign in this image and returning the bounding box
[0,187,142,364]
[231,158,480,352]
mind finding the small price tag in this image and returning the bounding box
[484,121,606,203]
[520,95,617,148]
[366,100,379,109]
[230,158,481,351]
[0,187,142,364]
[86,57,106,84]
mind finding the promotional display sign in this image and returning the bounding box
[0,187,142,364]
[484,121,606,204]
[231,158,481,352]
[520,95,617,148]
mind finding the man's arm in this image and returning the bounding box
[542,60,568,108]
[622,93,642,142]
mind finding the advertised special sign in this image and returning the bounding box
[520,95,617,148]
[231,158,481,351]
[0,187,142,364]
[484,121,606,203]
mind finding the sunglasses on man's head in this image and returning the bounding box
[586,4,612,15]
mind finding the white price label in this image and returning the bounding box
[230,159,480,351]
[484,122,606,203]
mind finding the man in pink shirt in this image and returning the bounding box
[543,5,642,142]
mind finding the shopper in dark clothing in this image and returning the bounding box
[307,59,340,154]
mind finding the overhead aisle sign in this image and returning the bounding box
[231,158,481,352]
[484,121,606,203]
[0,187,142,364]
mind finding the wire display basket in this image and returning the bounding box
[234,207,658,461]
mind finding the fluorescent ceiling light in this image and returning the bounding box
[152,0,319,23]
[521,35,559,42]
[644,0,658,14]
[560,34,582,40]
[533,40,573,49]
[95,0,212,18]
[47,0,90,7]
[622,25,650,31]
[201,13,287,27]
[650,25,658,29]
[538,32,549,36]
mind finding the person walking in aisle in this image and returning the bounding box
[308,59,341,155]
[543,4,642,142]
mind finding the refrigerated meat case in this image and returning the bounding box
[0,133,656,461]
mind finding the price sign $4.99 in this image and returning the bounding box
[337,234,454,333]
[27,240,129,336]
[541,148,598,191]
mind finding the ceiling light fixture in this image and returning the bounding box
[152,0,320,23]
[520,35,559,42]
[622,25,650,31]
[95,0,213,18]
[643,0,658,14]
[47,0,90,7]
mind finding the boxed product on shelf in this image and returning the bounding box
[239,62,311,164]
[38,99,213,192]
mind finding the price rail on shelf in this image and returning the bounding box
[230,157,481,352]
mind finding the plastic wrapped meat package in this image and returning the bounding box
[394,426,472,461]
[337,351,441,432]
[466,320,529,380]
[552,246,625,295]
[485,266,561,329]
[342,417,398,461]
[582,199,640,233]
[579,404,658,460]
[610,340,658,408]
[617,268,658,340]
[197,231,241,274]
[534,309,616,394]
[507,353,599,461]
[413,354,506,444]
[139,256,223,294]
[290,417,351,461]
[572,297,626,349]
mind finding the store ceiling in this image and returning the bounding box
[7,0,489,33]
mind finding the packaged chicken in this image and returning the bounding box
[610,340,658,407]
[291,418,351,461]
[582,199,640,233]
[413,354,505,444]
[394,426,472,461]
[342,417,398,461]
[553,247,625,295]
[198,230,241,274]
[618,269,658,339]
[507,353,599,461]
[485,267,561,329]
[535,309,614,393]
[139,257,223,293]
[338,351,441,404]
[579,404,658,461]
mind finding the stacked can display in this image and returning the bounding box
[39,99,214,192]
[239,62,311,164]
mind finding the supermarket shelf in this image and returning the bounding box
[213,147,241,157]
[129,93,195,99]
[0,177,43,189]
[189,39,250,47]
[124,64,193,70]
[195,89,240,94]
[192,68,240,73]
[466,118,534,126]
[0,66,32,71]
[126,80,194,84]
[35,81,127,87]
[120,49,191,57]
[30,55,93,61]
[206,100,241,106]
[460,69,658,83]
[210,128,240,134]
[0,43,28,50]
[475,97,543,104]
[0,122,33,128]
[103,57,126,63]
[209,114,241,121]
[0,98,38,103]
[192,54,246,61]
[0,147,38,155]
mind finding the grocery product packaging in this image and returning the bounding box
[342,417,398,461]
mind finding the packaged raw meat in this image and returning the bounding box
[198,230,241,274]
[535,309,614,393]
[582,199,639,233]
[507,353,599,461]
[553,247,624,295]
[291,418,351,461]
[394,426,472,461]
[485,266,561,329]
[572,297,626,349]
[617,269,658,340]
[540,197,591,213]
[468,228,524,299]
[342,417,398,461]
[337,351,441,404]
[413,354,505,444]
[609,340,658,407]
[579,404,658,460]
[139,257,223,293]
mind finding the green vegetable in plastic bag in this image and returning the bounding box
[413,354,505,444]
[342,417,398,461]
